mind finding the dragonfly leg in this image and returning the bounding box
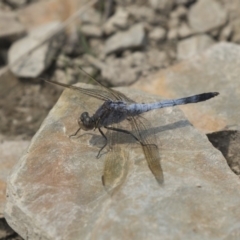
[97,128,108,158]
[69,127,81,138]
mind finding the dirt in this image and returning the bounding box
[0,70,62,141]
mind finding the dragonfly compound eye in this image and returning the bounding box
[78,112,94,130]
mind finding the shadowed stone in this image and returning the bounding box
[5,83,240,240]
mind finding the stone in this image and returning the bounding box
[207,130,240,175]
[149,0,174,11]
[17,0,90,30]
[127,5,155,23]
[0,140,29,217]
[219,24,233,41]
[85,54,140,86]
[5,0,27,8]
[133,42,240,133]
[167,28,178,40]
[188,0,228,33]
[170,5,188,19]
[80,24,102,38]
[0,10,25,41]
[8,21,64,78]
[5,83,240,240]
[177,34,216,60]
[147,49,167,68]
[178,22,192,38]
[79,7,101,25]
[103,7,129,35]
[149,27,166,41]
[104,23,146,55]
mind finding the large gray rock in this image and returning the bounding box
[5,83,240,240]
[188,0,227,33]
[104,23,146,55]
[8,21,64,78]
[133,42,240,133]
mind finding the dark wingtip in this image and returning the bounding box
[213,92,219,97]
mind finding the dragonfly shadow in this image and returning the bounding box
[89,119,190,147]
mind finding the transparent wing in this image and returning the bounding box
[129,115,164,184]
[44,79,137,104]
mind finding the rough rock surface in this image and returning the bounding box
[133,42,240,133]
[188,0,227,33]
[0,140,29,217]
[8,21,64,78]
[5,84,240,240]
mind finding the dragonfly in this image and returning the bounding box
[45,70,219,190]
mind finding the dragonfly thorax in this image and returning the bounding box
[78,112,95,131]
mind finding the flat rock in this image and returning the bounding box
[188,0,227,33]
[5,83,240,240]
[177,34,216,60]
[0,10,25,41]
[133,42,240,133]
[0,139,29,217]
[104,23,146,55]
[8,21,64,78]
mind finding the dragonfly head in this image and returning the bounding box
[78,112,95,131]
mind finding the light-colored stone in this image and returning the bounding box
[133,42,240,133]
[0,10,25,41]
[79,7,101,25]
[103,7,129,35]
[219,24,233,41]
[85,54,140,86]
[8,21,64,78]
[178,22,192,38]
[170,5,188,19]
[167,28,178,40]
[147,49,167,68]
[0,140,29,217]
[128,5,155,23]
[149,27,166,41]
[188,0,228,33]
[81,24,102,38]
[104,23,146,55]
[5,82,240,240]
[177,34,215,60]
[150,0,174,11]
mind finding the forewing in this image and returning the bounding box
[129,115,164,184]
